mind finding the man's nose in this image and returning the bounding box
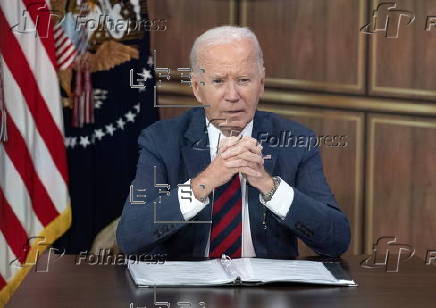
[224,80,240,102]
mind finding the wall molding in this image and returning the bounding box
[158,82,436,116]
[369,0,436,100]
[365,114,436,253]
[240,0,367,94]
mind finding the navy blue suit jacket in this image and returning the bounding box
[116,108,351,258]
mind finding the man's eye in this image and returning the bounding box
[239,78,250,83]
[212,79,223,84]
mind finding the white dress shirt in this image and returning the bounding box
[178,117,294,257]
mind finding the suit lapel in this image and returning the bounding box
[181,108,213,257]
[252,110,278,175]
[181,108,211,180]
[247,110,279,257]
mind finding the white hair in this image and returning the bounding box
[189,25,264,73]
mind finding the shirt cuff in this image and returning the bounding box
[259,177,294,219]
[178,179,210,221]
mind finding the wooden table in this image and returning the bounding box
[6,253,436,308]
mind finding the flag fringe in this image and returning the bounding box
[0,206,71,306]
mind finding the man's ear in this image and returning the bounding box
[191,73,202,103]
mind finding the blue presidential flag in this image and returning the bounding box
[55,0,159,253]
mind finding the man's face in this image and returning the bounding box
[192,39,265,136]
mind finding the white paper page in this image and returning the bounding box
[128,259,235,287]
[231,258,356,286]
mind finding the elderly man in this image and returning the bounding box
[116,26,350,259]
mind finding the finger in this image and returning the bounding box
[241,143,263,156]
[237,151,263,164]
[221,144,246,159]
[221,142,262,160]
[246,161,258,169]
[222,136,258,148]
[239,166,261,177]
[223,159,248,168]
[224,157,257,169]
[236,137,263,154]
[240,136,258,145]
[219,136,240,148]
[218,136,242,154]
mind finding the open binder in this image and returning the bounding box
[128,255,357,287]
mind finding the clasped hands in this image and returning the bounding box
[192,136,274,201]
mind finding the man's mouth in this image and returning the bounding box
[225,110,244,114]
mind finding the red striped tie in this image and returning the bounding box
[209,174,242,258]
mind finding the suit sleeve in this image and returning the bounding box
[116,129,188,255]
[275,140,351,257]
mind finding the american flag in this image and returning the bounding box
[54,18,78,70]
[0,0,71,305]
[54,11,87,70]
